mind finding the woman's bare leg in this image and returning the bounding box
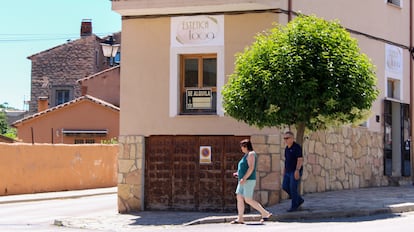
[236,194,245,222]
[244,198,271,217]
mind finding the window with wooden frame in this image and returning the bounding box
[180,54,217,114]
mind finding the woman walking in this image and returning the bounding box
[231,139,272,224]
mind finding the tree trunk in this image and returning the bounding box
[295,122,306,147]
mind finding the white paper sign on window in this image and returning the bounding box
[385,44,403,79]
[171,15,224,47]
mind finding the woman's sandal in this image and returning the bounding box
[260,213,273,223]
[230,220,245,224]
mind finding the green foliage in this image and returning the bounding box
[3,128,17,139]
[222,15,378,134]
[0,106,18,139]
[101,137,118,144]
[0,110,8,134]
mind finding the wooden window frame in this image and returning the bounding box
[180,54,217,115]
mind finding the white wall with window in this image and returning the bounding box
[169,15,225,117]
[385,44,403,100]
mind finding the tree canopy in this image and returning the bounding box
[222,15,379,145]
[0,110,8,135]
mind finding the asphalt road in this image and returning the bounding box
[2,192,414,232]
[0,194,117,232]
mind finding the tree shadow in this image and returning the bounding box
[278,212,402,223]
[126,211,232,226]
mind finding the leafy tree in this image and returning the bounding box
[0,110,8,134]
[3,128,17,139]
[222,15,379,145]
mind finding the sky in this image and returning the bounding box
[0,0,121,110]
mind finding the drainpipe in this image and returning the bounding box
[288,0,292,22]
[410,0,414,185]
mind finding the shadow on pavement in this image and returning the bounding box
[279,212,402,223]
[127,211,231,226]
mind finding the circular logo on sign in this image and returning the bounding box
[201,147,210,157]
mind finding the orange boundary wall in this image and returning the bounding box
[0,143,118,196]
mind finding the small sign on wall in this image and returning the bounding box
[200,146,212,164]
[385,44,403,79]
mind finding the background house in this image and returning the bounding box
[12,20,121,144]
[77,66,120,107]
[12,95,119,144]
[26,19,121,115]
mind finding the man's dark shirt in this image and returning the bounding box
[285,142,303,173]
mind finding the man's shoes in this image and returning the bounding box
[287,199,304,212]
[287,207,298,212]
[298,199,304,208]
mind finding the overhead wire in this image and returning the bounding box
[0,32,116,43]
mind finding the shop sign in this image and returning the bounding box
[385,44,403,79]
[171,15,224,47]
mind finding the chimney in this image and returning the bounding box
[80,19,92,37]
[37,96,48,112]
[81,86,88,96]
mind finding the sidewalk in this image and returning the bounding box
[2,185,414,230]
[0,187,117,204]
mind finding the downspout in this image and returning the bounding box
[410,0,414,185]
[288,0,292,22]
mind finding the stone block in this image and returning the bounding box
[118,184,131,199]
[129,144,136,159]
[118,173,124,184]
[118,136,126,144]
[125,169,142,185]
[271,155,281,172]
[118,159,135,173]
[312,164,321,176]
[255,144,268,153]
[307,153,317,165]
[307,140,315,153]
[126,196,141,212]
[326,134,338,144]
[268,144,280,153]
[315,142,324,156]
[268,191,280,205]
[251,135,267,145]
[254,191,268,205]
[304,174,316,192]
[118,196,128,213]
[257,154,271,172]
[261,172,279,190]
[267,134,280,145]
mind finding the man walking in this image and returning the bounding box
[282,131,304,212]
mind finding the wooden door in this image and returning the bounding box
[145,135,248,211]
